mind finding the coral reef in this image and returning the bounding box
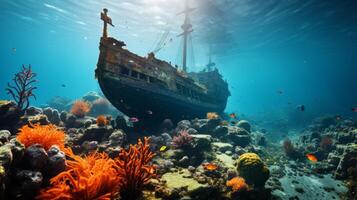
[70,100,91,118]
[236,153,269,188]
[6,65,38,113]
[17,124,66,151]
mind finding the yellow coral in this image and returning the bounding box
[236,153,269,188]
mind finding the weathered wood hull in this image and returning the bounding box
[97,69,225,123]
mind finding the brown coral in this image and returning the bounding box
[71,100,91,118]
[226,177,248,192]
[17,123,65,151]
[115,137,156,199]
[36,149,121,200]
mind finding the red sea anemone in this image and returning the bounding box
[17,123,66,151]
[71,100,91,118]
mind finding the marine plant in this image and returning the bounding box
[236,153,269,188]
[172,129,194,150]
[226,177,249,192]
[71,100,91,118]
[17,123,66,151]
[115,137,156,200]
[96,115,109,127]
[36,149,121,200]
[283,139,300,159]
[6,64,37,113]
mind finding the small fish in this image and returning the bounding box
[297,105,305,112]
[203,163,218,171]
[159,145,167,152]
[147,110,153,115]
[306,153,318,163]
[352,108,357,112]
[129,117,139,123]
[61,84,66,87]
[12,48,16,53]
[229,112,237,119]
[277,90,283,95]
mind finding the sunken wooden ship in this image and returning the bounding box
[95,4,230,122]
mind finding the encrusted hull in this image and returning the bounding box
[97,70,225,122]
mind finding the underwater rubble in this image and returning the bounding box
[1,97,356,199]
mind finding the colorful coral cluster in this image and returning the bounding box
[35,137,155,200]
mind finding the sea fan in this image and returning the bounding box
[71,100,91,118]
[115,137,156,199]
[6,64,37,112]
[17,123,66,151]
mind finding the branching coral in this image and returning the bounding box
[172,130,193,150]
[6,64,38,112]
[17,123,65,151]
[226,177,248,192]
[283,139,300,159]
[71,100,91,118]
[36,149,121,200]
[206,112,219,119]
[115,137,156,199]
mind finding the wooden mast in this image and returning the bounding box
[179,0,193,72]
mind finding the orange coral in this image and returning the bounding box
[71,100,91,118]
[206,112,219,119]
[36,149,121,200]
[17,123,66,151]
[226,177,248,192]
[96,115,109,127]
[115,137,156,199]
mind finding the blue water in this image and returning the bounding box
[1,0,356,126]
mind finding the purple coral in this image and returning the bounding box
[172,130,193,149]
[6,65,37,112]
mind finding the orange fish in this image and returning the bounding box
[203,163,218,171]
[306,153,318,163]
[229,112,237,119]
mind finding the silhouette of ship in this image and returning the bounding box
[95,2,230,123]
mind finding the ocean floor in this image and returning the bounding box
[0,92,356,200]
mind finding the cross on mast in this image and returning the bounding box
[101,8,114,38]
[178,0,194,72]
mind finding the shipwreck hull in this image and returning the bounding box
[97,69,224,123]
